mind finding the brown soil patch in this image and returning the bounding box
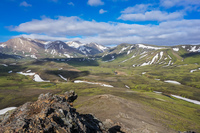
[114,71,127,76]
[75,94,176,133]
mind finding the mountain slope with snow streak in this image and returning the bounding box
[0,37,109,58]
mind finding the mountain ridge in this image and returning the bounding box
[0,37,108,59]
[1,37,200,67]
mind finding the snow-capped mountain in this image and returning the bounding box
[101,43,200,67]
[0,37,109,59]
[65,41,108,56]
[65,41,85,49]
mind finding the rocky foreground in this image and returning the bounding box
[0,91,122,133]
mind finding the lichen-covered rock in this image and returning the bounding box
[0,91,106,133]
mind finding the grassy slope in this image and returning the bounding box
[1,53,200,132]
[73,54,200,132]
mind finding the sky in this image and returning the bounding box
[0,0,200,46]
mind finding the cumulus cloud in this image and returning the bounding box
[121,4,151,14]
[15,34,76,42]
[11,16,111,36]
[20,1,32,7]
[87,0,104,6]
[160,0,200,11]
[99,9,107,14]
[118,10,183,21]
[10,16,200,46]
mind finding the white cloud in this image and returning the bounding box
[15,34,80,42]
[99,9,107,14]
[68,2,74,6]
[11,16,200,46]
[118,10,183,21]
[87,0,104,6]
[121,4,151,14]
[11,16,111,36]
[160,0,200,10]
[20,1,32,7]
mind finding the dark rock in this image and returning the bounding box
[0,91,107,133]
[64,90,78,103]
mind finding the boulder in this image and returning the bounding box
[0,91,106,133]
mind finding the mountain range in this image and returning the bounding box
[1,37,200,132]
[1,37,200,66]
[0,37,108,59]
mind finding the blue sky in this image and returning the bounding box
[1,0,200,46]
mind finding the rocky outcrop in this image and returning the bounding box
[0,90,107,133]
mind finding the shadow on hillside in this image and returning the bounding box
[108,125,125,133]
[80,114,124,133]
[0,64,27,77]
[181,52,200,58]
[45,70,90,80]
[43,58,100,67]
[0,53,23,59]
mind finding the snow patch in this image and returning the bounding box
[166,60,172,66]
[189,46,197,52]
[168,55,172,59]
[153,91,162,94]
[173,48,179,51]
[59,44,64,50]
[190,69,197,73]
[31,55,37,59]
[137,44,164,50]
[19,38,24,45]
[171,94,200,105]
[17,72,35,76]
[0,43,6,48]
[94,43,107,52]
[190,68,200,73]
[78,46,88,55]
[0,107,16,115]
[119,46,129,54]
[33,74,50,82]
[26,70,31,72]
[157,51,163,63]
[164,80,181,85]
[51,49,57,55]
[150,53,159,64]
[58,74,67,81]
[104,56,115,62]
[121,55,135,63]
[44,41,52,49]
[1,64,8,67]
[130,55,135,59]
[8,70,12,73]
[182,46,186,48]
[125,85,130,89]
[139,54,147,59]
[141,61,151,66]
[67,41,85,49]
[74,80,113,87]
[121,59,129,63]
[64,53,72,58]
[140,51,147,55]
